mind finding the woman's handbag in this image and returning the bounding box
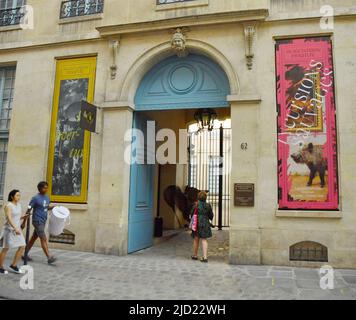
[189,203,199,232]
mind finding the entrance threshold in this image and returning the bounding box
[134,230,230,264]
[154,229,184,246]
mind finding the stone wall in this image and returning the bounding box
[0,0,355,267]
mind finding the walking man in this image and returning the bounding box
[24,181,56,264]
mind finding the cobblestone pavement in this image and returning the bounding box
[0,230,356,300]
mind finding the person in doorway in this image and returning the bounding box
[191,191,214,263]
[0,190,27,274]
[23,181,57,264]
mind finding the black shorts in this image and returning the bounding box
[33,222,46,239]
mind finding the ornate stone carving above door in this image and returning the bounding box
[243,22,257,70]
[171,28,188,58]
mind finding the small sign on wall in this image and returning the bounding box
[234,183,255,207]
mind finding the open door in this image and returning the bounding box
[128,112,155,253]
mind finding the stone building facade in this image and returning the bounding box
[0,0,356,268]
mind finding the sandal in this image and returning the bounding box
[191,255,198,260]
[0,268,8,275]
[200,258,208,263]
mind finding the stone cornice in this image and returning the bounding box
[96,9,269,37]
[0,36,102,53]
[267,7,356,22]
[275,210,342,219]
[101,101,135,111]
[228,94,261,104]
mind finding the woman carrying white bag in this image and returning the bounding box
[49,206,71,237]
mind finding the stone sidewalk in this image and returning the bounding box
[0,230,356,300]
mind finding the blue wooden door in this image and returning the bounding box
[128,113,155,253]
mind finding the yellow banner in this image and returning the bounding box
[47,56,97,203]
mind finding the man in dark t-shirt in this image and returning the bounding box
[24,181,57,264]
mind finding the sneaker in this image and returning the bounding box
[0,268,8,275]
[47,256,57,264]
[9,265,24,274]
[21,255,33,262]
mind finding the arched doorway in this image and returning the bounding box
[128,53,231,253]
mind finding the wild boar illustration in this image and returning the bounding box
[291,143,328,188]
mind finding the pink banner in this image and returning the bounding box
[276,37,339,210]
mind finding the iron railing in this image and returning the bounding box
[188,126,231,228]
[60,0,104,19]
[157,0,195,4]
[0,7,24,27]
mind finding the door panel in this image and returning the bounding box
[128,113,155,253]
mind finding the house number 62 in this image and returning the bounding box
[241,143,248,150]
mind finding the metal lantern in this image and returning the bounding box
[194,108,217,132]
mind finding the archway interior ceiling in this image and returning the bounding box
[134,54,230,111]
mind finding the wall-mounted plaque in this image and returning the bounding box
[234,183,254,207]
